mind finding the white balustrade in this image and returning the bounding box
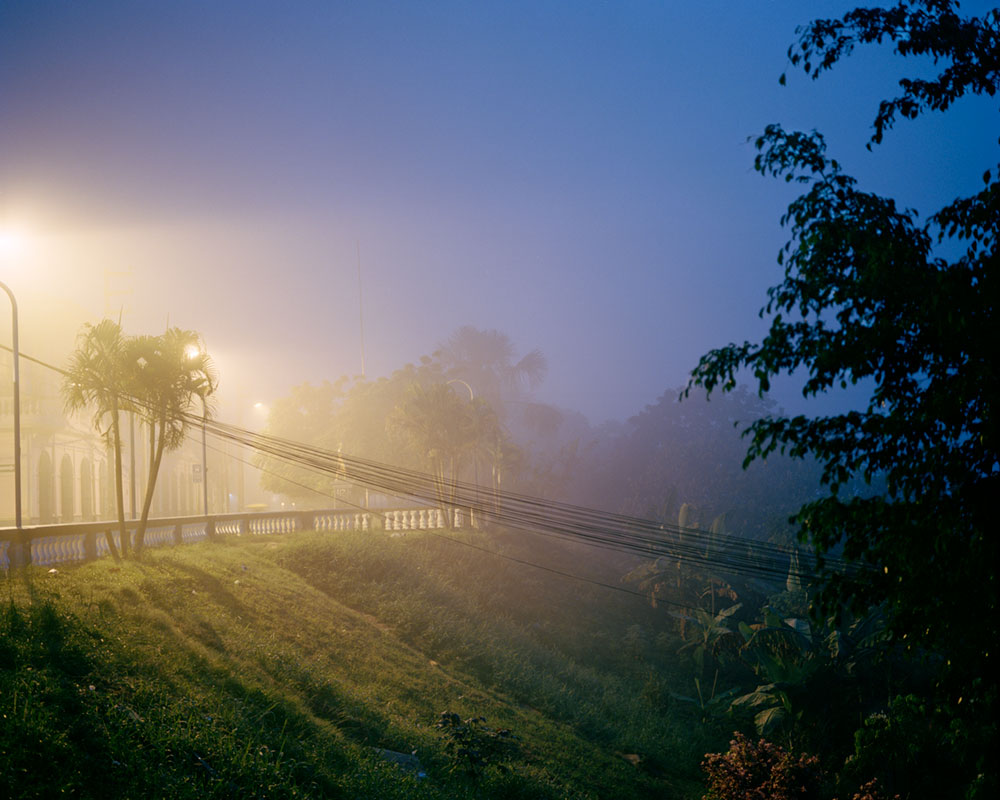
[3,505,470,570]
[182,524,207,543]
[144,526,175,549]
[32,534,87,566]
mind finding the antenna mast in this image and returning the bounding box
[356,240,367,379]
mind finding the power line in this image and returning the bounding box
[11,343,863,592]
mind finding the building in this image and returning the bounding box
[0,349,206,526]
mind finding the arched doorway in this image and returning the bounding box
[60,454,75,522]
[38,451,55,524]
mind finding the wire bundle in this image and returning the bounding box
[7,342,866,601]
[190,413,863,588]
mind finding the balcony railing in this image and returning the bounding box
[0,505,468,569]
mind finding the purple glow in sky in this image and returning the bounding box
[1,1,995,422]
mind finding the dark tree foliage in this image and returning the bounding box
[689,3,997,795]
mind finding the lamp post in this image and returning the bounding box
[183,344,211,518]
[201,405,209,516]
[0,280,21,531]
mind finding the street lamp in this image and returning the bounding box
[201,406,209,516]
[184,344,209,517]
[0,281,21,531]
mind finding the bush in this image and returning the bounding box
[702,732,822,800]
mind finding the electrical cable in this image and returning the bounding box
[12,343,865,593]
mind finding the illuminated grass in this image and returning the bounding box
[1,531,707,798]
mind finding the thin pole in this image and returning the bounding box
[129,412,137,519]
[201,414,209,515]
[356,240,366,379]
[357,241,368,508]
[0,281,21,530]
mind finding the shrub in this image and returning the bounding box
[702,732,822,800]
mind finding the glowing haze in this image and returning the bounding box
[0,1,993,422]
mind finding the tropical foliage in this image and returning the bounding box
[63,320,130,559]
[125,328,216,550]
[258,328,537,516]
[689,2,998,797]
[63,322,216,556]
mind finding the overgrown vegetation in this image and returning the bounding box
[1,531,708,799]
[689,2,998,797]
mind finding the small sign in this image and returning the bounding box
[192,464,203,483]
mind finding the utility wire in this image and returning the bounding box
[14,343,861,591]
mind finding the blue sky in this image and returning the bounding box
[1,1,995,422]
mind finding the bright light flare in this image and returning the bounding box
[0,227,31,260]
[184,344,202,360]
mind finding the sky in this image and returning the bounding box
[0,0,995,424]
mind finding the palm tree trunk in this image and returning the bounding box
[107,402,124,560]
[135,416,167,553]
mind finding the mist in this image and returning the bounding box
[2,1,991,428]
[1,3,997,796]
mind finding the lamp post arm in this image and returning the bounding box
[446,378,475,402]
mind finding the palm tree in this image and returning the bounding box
[127,328,216,552]
[62,320,128,560]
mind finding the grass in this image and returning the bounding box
[1,527,714,798]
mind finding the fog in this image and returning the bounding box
[1,1,992,426]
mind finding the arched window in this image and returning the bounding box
[38,451,54,524]
[60,454,75,522]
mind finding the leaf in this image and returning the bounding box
[731,684,780,709]
[755,705,787,735]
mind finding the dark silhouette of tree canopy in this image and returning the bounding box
[688,3,997,795]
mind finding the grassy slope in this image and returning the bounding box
[1,530,709,799]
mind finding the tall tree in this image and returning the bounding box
[62,320,127,560]
[435,326,546,409]
[688,3,997,795]
[127,328,216,552]
[386,382,499,527]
